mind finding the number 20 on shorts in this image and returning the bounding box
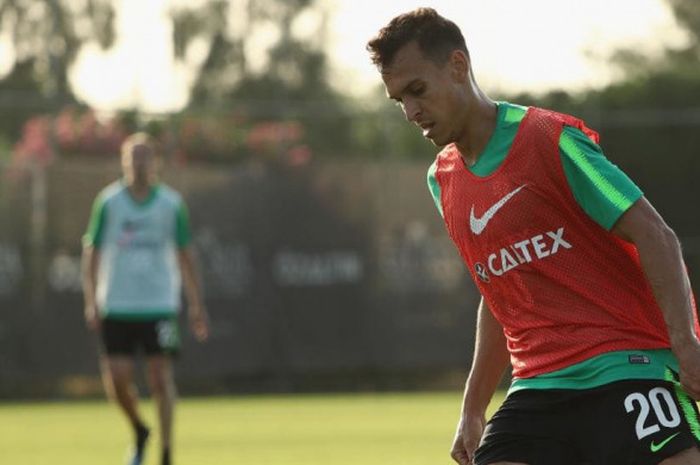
[624,387,681,440]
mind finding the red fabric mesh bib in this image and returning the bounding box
[434,107,695,378]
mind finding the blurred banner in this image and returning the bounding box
[1,114,699,397]
[0,158,478,397]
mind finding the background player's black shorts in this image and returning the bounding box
[101,318,181,357]
[474,379,700,465]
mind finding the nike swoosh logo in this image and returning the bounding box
[650,432,680,453]
[469,185,527,235]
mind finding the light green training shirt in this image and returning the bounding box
[83,180,192,321]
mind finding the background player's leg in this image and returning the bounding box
[147,355,176,465]
[659,446,700,464]
[103,355,150,464]
[103,355,146,428]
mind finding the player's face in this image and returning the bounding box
[122,143,156,185]
[381,41,468,147]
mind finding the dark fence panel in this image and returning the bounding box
[2,113,699,398]
[0,159,476,396]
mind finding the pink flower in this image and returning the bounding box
[12,116,55,166]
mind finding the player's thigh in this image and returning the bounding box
[474,390,582,465]
[483,462,530,465]
[105,355,136,386]
[100,318,140,356]
[475,433,577,465]
[145,355,174,392]
[659,446,700,465]
[141,318,181,357]
[582,380,700,464]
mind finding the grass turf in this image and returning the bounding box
[0,391,506,465]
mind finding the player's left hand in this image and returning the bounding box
[188,305,210,342]
[676,339,700,400]
[450,413,485,465]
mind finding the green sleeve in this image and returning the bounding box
[427,161,444,218]
[82,195,108,248]
[176,201,192,248]
[559,126,643,231]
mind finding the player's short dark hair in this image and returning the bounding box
[121,132,159,159]
[366,8,469,70]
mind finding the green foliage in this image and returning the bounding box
[667,0,700,46]
[169,0,363,161]
[0,0,116,141]
[4,0,699,165]
[0,133,12,164]
[0,60,52,141]
[489,0,700,164]
[172,0,334,107]
[0,0,116,99]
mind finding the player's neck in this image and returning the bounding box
[454,92,497,167]
[125,179,154,201]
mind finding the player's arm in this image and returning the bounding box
[81,194,107,331]
[612,198,700,399]
[559,127,700,398]
[174,200,209,342]
[451,297,510,465]
[177,246,209,342]
[81,245,101,331]
[559,127,700,399]
[427,160,444,217]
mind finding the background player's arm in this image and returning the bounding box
[81,194,106,332]
[612,197,700,399]
[178,246,209,342]
[81,245,101,331]
[451,297,510,465]
[174,200,209,342]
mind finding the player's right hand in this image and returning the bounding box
[450,414,485,465]
[187,302,210,342]
[84,305,101,332]
[676,339,700,400]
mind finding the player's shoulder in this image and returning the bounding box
[528,105,588,129]
[427,157,439,183]
[433,143,467,178]
[435,143,459,163]
[96,180,126,204]
[498,101,529,119]
[155,183,185,206]
[560,124,599,149]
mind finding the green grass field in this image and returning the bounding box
[0,391,505,465]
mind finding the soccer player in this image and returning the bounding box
[367,8,700,465]
[82,132,209,465]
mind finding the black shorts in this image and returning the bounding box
[475,379,700,465]
[101,318,181,357]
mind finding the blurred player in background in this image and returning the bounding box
[368,8,700,465]
[82,132,209,465]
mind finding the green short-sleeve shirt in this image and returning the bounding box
[82,181,193,321]
[426,102,653,390]
[427,101,643,231]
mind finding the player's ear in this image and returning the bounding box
[449,50,470,83]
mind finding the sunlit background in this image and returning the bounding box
[2,0,686,112]
[0,1,699,463]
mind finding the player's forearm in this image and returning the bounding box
[635,223,696,348]
[81,247,99,308]
[613,198,697,353]
[178,248,205,313]
[462,298,510,416]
